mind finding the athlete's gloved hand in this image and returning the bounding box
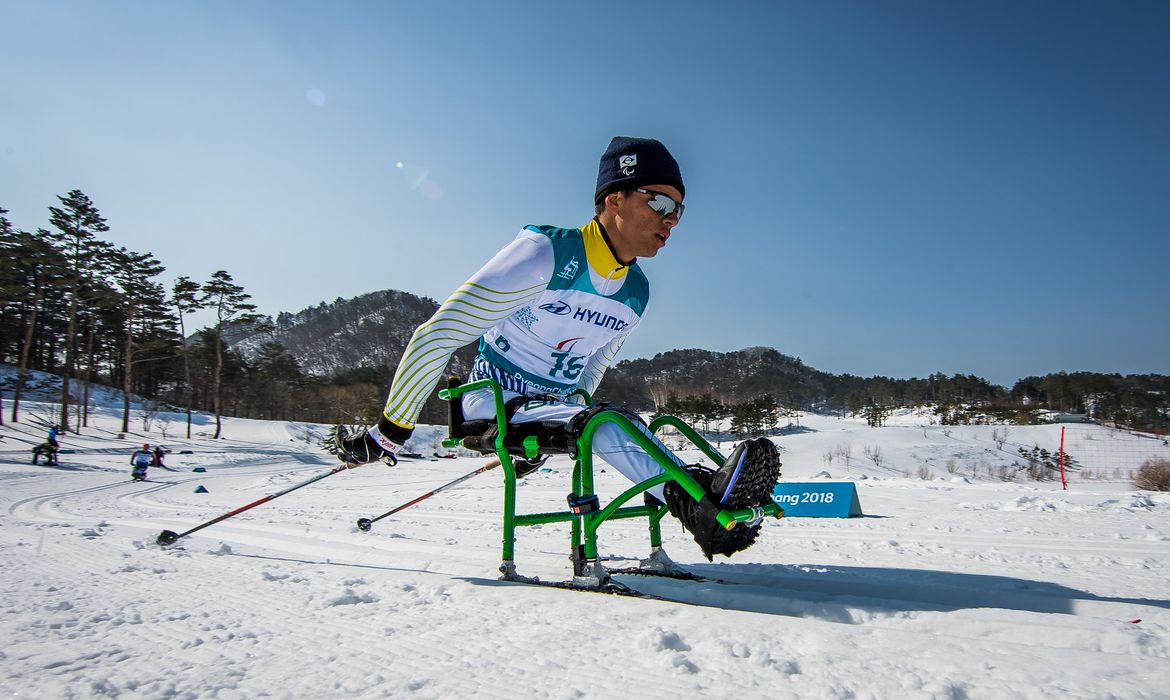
[336,419,404,466]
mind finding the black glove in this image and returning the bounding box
[336,427,399,466]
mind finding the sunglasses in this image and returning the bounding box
[635,188,685,220]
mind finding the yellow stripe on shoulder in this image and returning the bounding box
[581,220,628,280]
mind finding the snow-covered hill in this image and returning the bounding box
[226,289,475,378]
[1,399,1168,698]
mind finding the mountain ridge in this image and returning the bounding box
[231,289,477,379]
[227,289,835,412]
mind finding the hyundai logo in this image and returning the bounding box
[539,301,572,316]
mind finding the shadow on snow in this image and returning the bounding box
[612,561,1170,620]
[454,560,1169,621]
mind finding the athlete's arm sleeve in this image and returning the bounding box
[378,231,553,437]
[577,329,632,402]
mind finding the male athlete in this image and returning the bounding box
[338,136,780,559]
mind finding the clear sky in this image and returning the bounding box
[3,0,1168,387]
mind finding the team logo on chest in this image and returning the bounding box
[557,258,579,280]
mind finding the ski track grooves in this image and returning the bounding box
[4,404,1169,697]
[10,468,1167,647]
[7,461,329,526]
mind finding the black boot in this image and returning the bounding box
[711,438,782,509]
[663,439,782,561]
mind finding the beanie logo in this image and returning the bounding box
[619,154,637,176]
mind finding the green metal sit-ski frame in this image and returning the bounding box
[439,378,784,588]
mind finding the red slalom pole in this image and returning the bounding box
[356,458,501,531]
[156,461,366,546]
[1059,426,1067,490]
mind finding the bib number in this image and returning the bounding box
[550,352,585,380]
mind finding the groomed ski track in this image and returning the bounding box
[1,405,1168,698]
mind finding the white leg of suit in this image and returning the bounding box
[462,389,684,501]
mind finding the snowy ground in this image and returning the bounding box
[2,393,1168,698]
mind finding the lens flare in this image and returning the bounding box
[305,88,326,106]
[392,161,443,201]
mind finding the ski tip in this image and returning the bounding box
[156,530,179,546]
[356,518,373,532]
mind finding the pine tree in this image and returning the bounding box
[754,394,780,434]
[731,398,753,437]
[202,270,262,439]
[0,207,14,425]
[47,190,110,431]
[171,276,206,438]
[863,400,891,427]
[249,341,305,420]
[111,248,166,433]
[4,226,64,423]
[77,247,120,428]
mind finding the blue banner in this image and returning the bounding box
[772,482,863,517]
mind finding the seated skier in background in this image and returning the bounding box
[130,443,153,481]
[337,136,780,560]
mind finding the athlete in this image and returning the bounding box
[131,443,153,481]
[338,136,780,559]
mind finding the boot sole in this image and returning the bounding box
[720,438,782,509]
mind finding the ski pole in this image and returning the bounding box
[156,461,366,546]
[357,458,500,531]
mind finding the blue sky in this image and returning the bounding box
[3,1,1168,387]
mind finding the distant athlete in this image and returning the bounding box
[131,443,153,481]
[336,136,781,560]
[32,440,59,466]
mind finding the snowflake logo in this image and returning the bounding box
[515,306,539,329]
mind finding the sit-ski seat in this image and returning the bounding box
[438,375,785,590]
[446,377,575,459]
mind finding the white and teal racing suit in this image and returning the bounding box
[379,218,685,499]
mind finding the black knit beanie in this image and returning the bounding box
[594,136,685,204]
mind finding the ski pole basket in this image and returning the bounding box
[438,377,783,588]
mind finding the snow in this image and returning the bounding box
[2,387,1169,698]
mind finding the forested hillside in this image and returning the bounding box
[232,290,464,377]
[598,349,1169,434]
[3,195,1166,435]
